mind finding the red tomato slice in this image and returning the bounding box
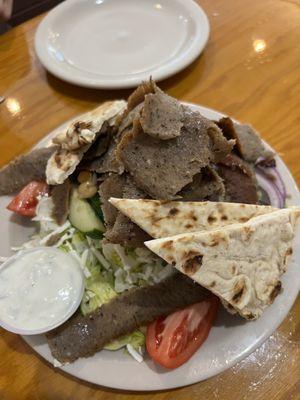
[146,296,219,369]
[7,181,49,217]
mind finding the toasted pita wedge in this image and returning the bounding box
[145,208,300,319]
[109,198,277,238]
[46,100,126,185]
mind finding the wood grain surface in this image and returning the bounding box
[0,1,299,399]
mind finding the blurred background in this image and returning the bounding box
[1,0,63,31]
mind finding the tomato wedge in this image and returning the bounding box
[7,181,49,217]
[146,296,219,369]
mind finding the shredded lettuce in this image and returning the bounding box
[80,271,116,315]
[104,330,145,352]
[126,344,144,363]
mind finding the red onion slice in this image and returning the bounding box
[255,162,286,199]
[255,170,285,208]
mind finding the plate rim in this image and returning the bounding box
[34,0,210,89]
[12,103,300,391]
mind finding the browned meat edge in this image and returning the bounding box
[51,179,71,225]
[217,154,258,204]
[104,174,151,247]
[117,110,232,199]
[0,147,56,195]
[216,117,273,163]
[140,91,184,140]
[83,138,124,174]
[99,174,126,230]
[179,166,225,202]
[82,121,111,160]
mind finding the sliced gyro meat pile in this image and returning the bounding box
[94,83,234,245]
[116,108,233,200]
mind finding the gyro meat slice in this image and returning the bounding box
[117,110,232,199]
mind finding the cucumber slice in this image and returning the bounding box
[86,230,103,239]
[69,188,105,235]
[88,195,104,221]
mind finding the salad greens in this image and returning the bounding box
[88,194,104,221]
[26,194,172,361]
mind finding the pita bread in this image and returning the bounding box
[46,100,126,185]
[145,208,300,319]
[109,198,277,238]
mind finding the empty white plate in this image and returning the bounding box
[34,0,210,89]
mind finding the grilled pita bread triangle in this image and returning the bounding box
[145,207,300,320]
[109,198,277,238]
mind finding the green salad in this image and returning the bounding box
[21,189,172,362]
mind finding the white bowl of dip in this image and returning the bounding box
[0,247,84,335]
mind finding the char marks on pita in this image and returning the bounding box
[145,208,300,320]
[109,198,276,239]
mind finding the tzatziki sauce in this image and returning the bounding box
[0,247,84,334]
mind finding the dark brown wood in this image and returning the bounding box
[10,0,63,26]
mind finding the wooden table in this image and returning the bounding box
[0,0,299,399]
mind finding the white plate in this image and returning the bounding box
[34,0,210,89]
[1,104,299,391]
